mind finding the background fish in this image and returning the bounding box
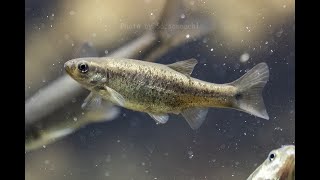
[25,102,119,152]
[247,145,295,180]
[65,58,269,129]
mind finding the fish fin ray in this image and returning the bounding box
[81,92,102,110]
[181,107,208,130]
[167,58,198,76]
[148,113,169,124]
[229,63,269,120]
[105,87,126,106]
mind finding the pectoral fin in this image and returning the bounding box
[167,59,198,76]
[105,87,125,106]
[81,92,102,110]
[148,113,169,124]
[181,107,208,130]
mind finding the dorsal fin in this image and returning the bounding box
[167,58,198,76]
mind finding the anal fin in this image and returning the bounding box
[181,107,209,130]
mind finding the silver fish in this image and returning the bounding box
[65,58,269,129]
[247,145,295,180]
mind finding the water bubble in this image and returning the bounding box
[186,34,190,39]
[210,48,213,51]
[73,117,77,121]
[188,150,194,159]
[180,14,185,19]
[265,41,268,45]
[104,50,109,55]
[240,53,250,63]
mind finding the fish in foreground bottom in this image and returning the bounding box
[247,145,295,180]
[64,58,270,129]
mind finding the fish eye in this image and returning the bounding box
[78,62,89,73]
[268,152,276,161]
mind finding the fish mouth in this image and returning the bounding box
[64,60,75,75]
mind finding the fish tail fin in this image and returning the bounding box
[229,63,270,120]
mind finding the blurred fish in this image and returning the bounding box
[65,58,269,129]
[247,145,295,180]
[25,102,119,152]
[25,0,214,151]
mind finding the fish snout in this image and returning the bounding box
[64,60,76,74]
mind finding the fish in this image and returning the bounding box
[64,57,269,129]
[247,145,295,180]
[25,102,120,152]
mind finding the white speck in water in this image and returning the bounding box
[117,139,120,143]
[190,1,195,5]
[104,50,109,54]
[265,41,268,45]
[188,150,194,159]
[232,174,234,177]
[224,56,227,59]
[283,5,287,8]
[50,24,53,28]
[186,34,190,38]
[150,12,153,16]
[71,43,74,47]
[210,48,213,51]
[105,172,110,177]
[142,162,145,166]
[274,127,283,131]
[52,63,55,66]
[95,164,98,167]
[244,132,247,136]
[44,160,50,164]
[69,11,75,16]
[52,13,54,17]
[223,63,226,66]
[180,14,185,19]
[270,49,274,53]
[42,79,46,83]
[73,117,77,121]
[43,145,46,148]
[204,63,207,66]
[240,53,250,63]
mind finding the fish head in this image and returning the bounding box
[64,58,108,88]
[247,145,295,180]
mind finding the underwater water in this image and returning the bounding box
[25,0,295,180]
